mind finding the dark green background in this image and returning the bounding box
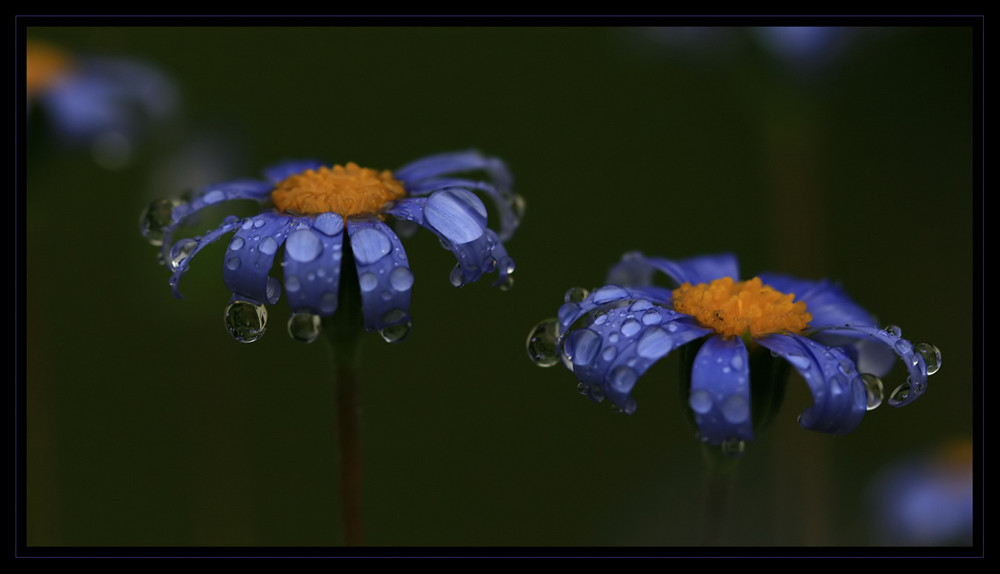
[24,22,976,549]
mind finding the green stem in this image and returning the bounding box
[698,443,741,546]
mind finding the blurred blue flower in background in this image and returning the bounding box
[142,150,522,344]
[26,39,178,168]
[869,439,974,546]
[528,252,940,448]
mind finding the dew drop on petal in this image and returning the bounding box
[861,373,884,410]
[721,394,750,423]
[359,272,379,292]
[285,275,301,293]
[621,318,641,338]
[139,198,178,246]
[609,365,638,393]
[592,285,628,304]
[641,310,662,326]
[914,342,942,375]
[265,277,281,304]
[313,212,344,236]
[169,238,198,270]
[887,383,911,407]
[225,256,240,271]
[389,266,414,292]
[884,324,903,338]
[224,300,267,343]
[287,312,322,343]
[286,228,322,263]
[320,291,337,314]
[689,389,713,414]
[565,328,601,367]
[229,237,245,251]
[564,286,589,304]
[379,309,411,343]
[785,351,812,370]
[527,318,561,367]
[636,327,673,359]
[720,438,745,457]
[424,189,487,244]
[449,264,464,287]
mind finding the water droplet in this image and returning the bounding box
[497,274,514,292]
[526,318,561,367]
[565,328,602,367]
[621,318,641,338]
[720,438,745,457]
[893,338,912,356]
[602,346,617,362]
[449,264,464,287]
[224,300,267,343]
[285,275,301,293]
[229,237,245,251]
[784,351,812,370]
[861,373,884,410]
[730,353,744,370]
[379,310,412,343]
[253,218,266,228]
[564,286,589,304]
[498,256,516,275]
[287,312,322,343]
[139,198,178,246]
[313,212,344,236]
[389,266,414,291]
[630,299,653,312]
[320,291,337,313]
[914,342,942,375]
[593,310,608,325]
[225,256,240,271]
[287,228,322,263]
[592,285,628,304]
[641,310,662,325]
[587,384,606,403]
[511,193,527,220]
[636,327,673,359]
[608,365,638,393]
[258,236,278,256]
[884,325,902,338]
[721,394,749,423]
[887,383,911,407]
[359,272,379,292]
[689,389,713,414]
[265,276,281,304]
[169,238,198,270]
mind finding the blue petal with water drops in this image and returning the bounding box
[167,215,244,299]
[282,213,345,317]
[606,252,740,289]
[222,211,296,305]
[757,332,867,435]
[347,217,413,333]
[394,149,520,242]
[689,335,754,445]
[758,273,877,329]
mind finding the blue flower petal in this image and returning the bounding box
[688,335,754,444]
[606,252,739,288]
[758,273,877,329]
[384,195,512,288]
[159,178,275,265]
[404,177,520,242]
[757,333,867,435]
[222,211,296,305]
[394,149,513,192]
[806,324,931,407]
[282,214,346,316]
[554,284,674,337]
[166,215,244,299]
[263,160,326,184]
[347,217,413,333]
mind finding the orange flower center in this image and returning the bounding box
[671,276,811,339]
[270,162,406,217]
[26,40,72,97]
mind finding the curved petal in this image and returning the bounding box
[384,194,513,288]
[263,159,326,184]
[806,324,932,407]
[757,333,867,435]
[222,211,297,304]
[566,300,710,412]
[554,284,676,340]
[394,149,513,192]
[166,215,244,299]
[758,273,877,329]
[606,252,739,288]
[689,335,754,445]
[159,178,275,265]
[347,217,413,333]
[403,177,521,242]
[282,213,346,316]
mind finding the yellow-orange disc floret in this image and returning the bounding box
[271,162,406,217]
[672,276,811,340]
[26,41,73,97]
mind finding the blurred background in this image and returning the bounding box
[22,20,977,552]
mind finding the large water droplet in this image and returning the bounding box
[592,285,628,304]
[379,309,412,343]
[887,383,911,407]
[564,286,589,304]
[359,272,379,292]
[689,389,713,414]
[914,342,942,375]
[224,300,267,343]
[449,264,464,287]
[259,236,278,256]
[265,276,281,305]
[169,238,198,270]
[139,198,178,246]
[636,327,673,359]
[884,325,903,338]
[285,275,301,293]
[784,351,812,370]
[565,328,601,367]
[861,373,884,410]
[721,394,749,423]
[608,365,638,393]
[620,318,641,338]
[225,256,240,271]
[527,318,561,367]
[286,228,322,263]
[288,312,322,343]
[641,310,662,326]
[313,212,344,236]
[229,236,245,251]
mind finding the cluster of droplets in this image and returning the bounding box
[865,324,941,408]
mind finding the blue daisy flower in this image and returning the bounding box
[26,40,178,165]
[528,252,940,447]
[142,150,522,344]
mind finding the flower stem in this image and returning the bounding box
[698,443,741,546]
